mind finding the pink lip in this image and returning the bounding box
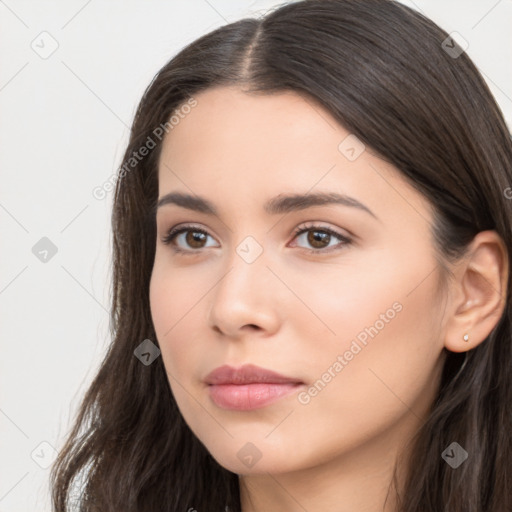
[204,364,304,411]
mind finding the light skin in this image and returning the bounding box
[149,86,508,512]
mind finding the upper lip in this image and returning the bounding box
[204,364,303,385]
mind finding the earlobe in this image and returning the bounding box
[443,230,509,354]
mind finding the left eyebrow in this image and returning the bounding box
[155,191,378,220]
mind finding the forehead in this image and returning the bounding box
[157,86,432,225]
[159,86,337,166]
[158,86,356,188]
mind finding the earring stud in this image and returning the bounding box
[463,333,469,342]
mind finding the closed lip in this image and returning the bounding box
[204,364,303,385]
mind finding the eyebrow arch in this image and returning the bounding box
[155,191,378,219]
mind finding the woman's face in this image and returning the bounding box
[149,86,449,475]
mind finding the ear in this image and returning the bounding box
[443,230,509,353]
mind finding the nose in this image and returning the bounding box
[207,242,282,339]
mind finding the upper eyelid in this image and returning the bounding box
[162,222,345,236]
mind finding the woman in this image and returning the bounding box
[50,0,512,510]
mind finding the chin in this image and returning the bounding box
[204,442,301,476]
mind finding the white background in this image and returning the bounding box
[1,1,511,510]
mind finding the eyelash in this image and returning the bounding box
[160,222,352,255]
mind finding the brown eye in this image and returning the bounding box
[161,225,216,252]
[184,230,207,248]
[306,230,331,249]
[292,224,352,254]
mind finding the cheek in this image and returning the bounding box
[149,269,208,427]
[149,261,216,385]
[275,252,401,347]
[149,265,194,373]
[291,249,444,418]
[149,256,208,342]
[301,268,444,438]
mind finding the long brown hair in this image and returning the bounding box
[50,0,512,510]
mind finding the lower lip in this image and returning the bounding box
[208,383,303,410]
